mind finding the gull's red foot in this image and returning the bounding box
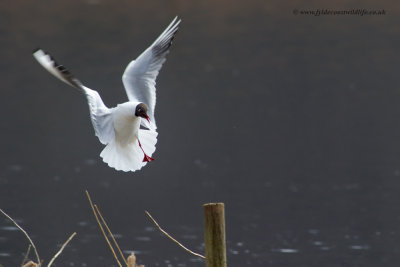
[143,154,155,162]
[138,139,154,163]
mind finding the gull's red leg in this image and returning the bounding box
[138,139,155,162]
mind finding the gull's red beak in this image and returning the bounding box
[142,114,150,123]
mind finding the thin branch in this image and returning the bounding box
[95,205,128,266]
[0,209,41,264]
[21,244,32,266]
[85,190,123,267]
[145,211,205,259]
[47,232,77,267]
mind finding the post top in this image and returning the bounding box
[203,203,224,207]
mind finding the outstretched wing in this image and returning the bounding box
[122,17,181,130]
[33,48,114,145]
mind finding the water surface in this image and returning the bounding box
[1,0,400,266]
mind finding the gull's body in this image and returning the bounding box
[33,17,181,172]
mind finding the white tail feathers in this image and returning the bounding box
[100,140,143,172]
[100,129,158,172]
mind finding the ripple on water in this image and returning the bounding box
[0,252,11,257]
[189,257,204,263]
[135,236,151,242]
[313,241,324,246]
[113,233,123,239]
[320,246,332,251]
[273,248,299,253]
[308,229,320,235]
[144,226,155,232]
[77,221,89,227]
[0,226,19,231]
[229,248,239,255]
[349,245,370,250]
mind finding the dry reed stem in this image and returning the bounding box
[21,245,32,266]
[127,253,136,267]
[145,211,205,259]
[0,209,41,265]
[95,205,128,266]
[85,190,123,267]
[47,232,77,267]
[22,261,38,267]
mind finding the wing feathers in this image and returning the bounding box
[33,48,114,144]
[122,17,181,130]
[33,49,83,89]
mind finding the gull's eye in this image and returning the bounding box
[135,106,146,117]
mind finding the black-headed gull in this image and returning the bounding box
[33,17,181,172]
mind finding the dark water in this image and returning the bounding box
[1,0,400,266]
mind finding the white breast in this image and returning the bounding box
[113,103,141,146]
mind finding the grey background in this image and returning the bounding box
[1,0,399,266]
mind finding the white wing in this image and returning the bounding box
[33,48,114,144]
[122,17,181,129]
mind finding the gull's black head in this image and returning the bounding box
[135,103,150,122]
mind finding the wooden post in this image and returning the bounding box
[203,203,227,267]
